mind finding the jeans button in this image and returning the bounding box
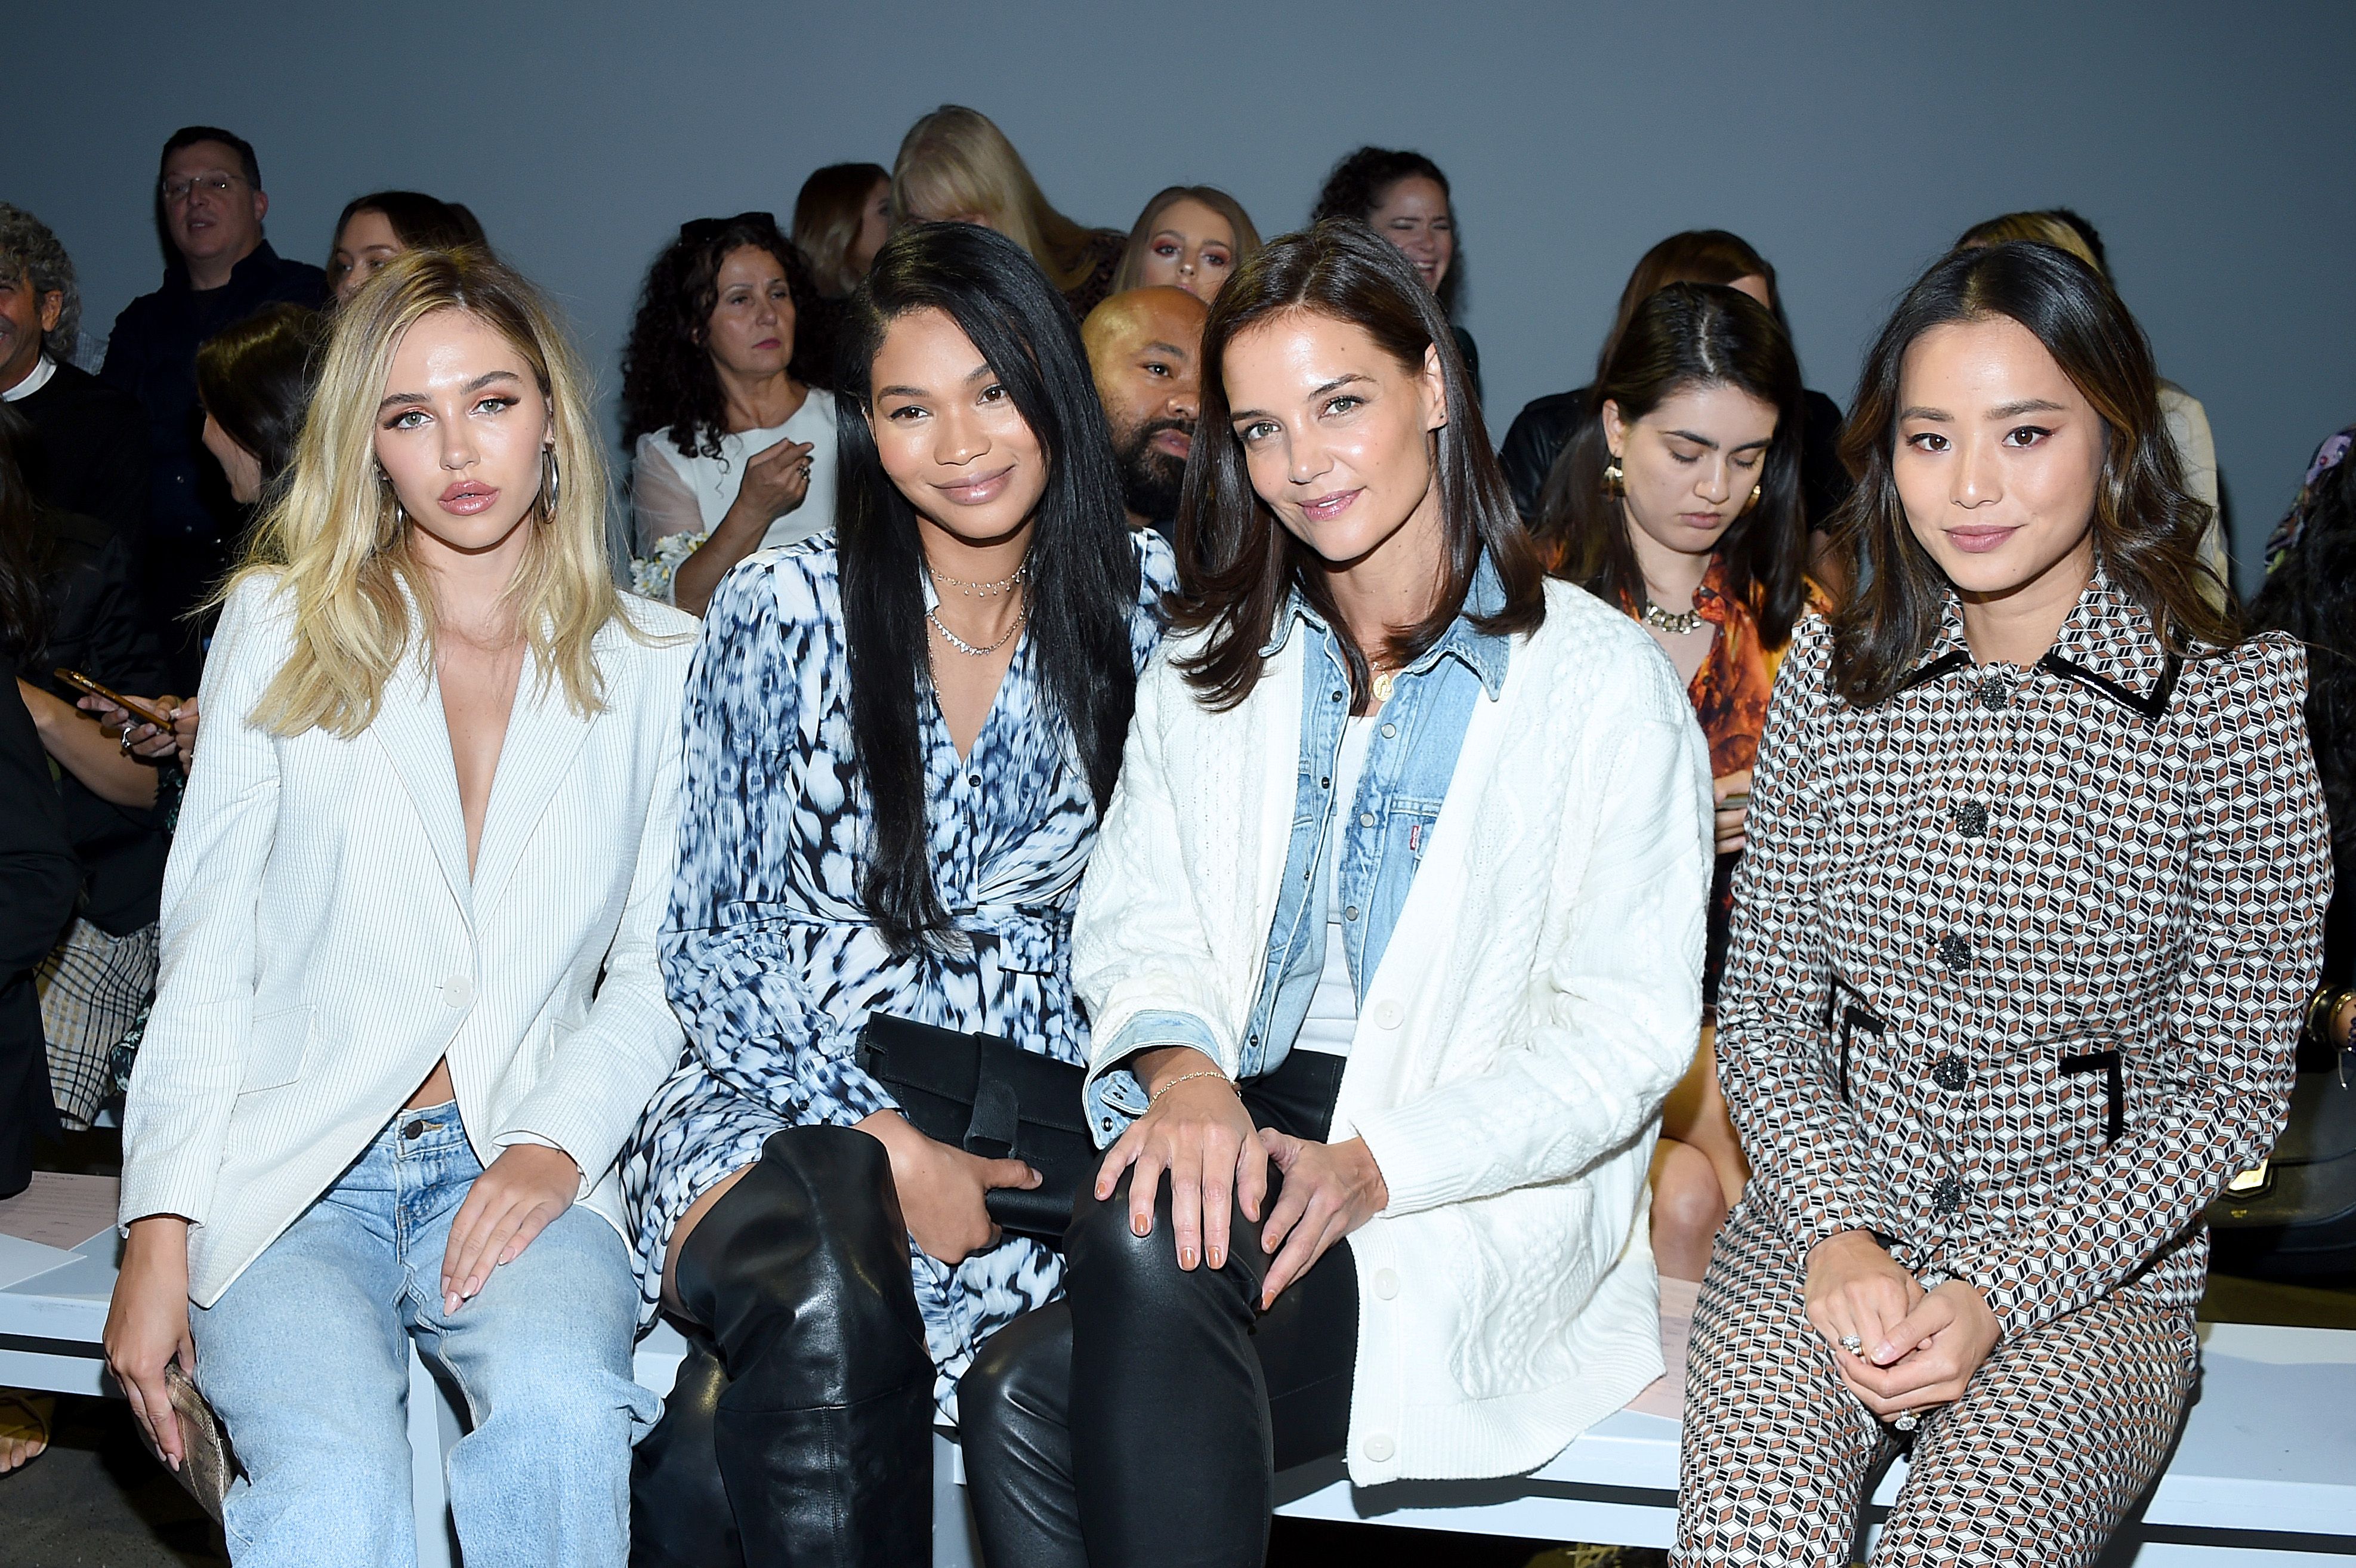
[402,1119,426,1140]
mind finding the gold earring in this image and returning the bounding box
[1750,481,1762,507]
[1602,456,1625,499]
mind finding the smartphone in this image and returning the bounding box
[1718,792,1751,810]
[53,668,175,730]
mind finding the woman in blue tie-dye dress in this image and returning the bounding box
[622,223,1175,1566]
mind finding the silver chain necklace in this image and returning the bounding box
[927,598,1028,658]
[1638,596,1705,636]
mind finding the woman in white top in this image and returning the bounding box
[621,212,841,615]
[103,249,694,1567]
[955,221,1713,1566]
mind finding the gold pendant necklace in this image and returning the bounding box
[1372,670,1397,703]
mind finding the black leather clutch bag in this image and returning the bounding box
[856,1014,1096,1242]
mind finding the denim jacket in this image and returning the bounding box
[1086,560,1512,1132]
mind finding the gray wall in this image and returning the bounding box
[22,0,2355,584]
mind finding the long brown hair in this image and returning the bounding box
[1598,230,1783,372]
[1168,219,1545,711]
[1827,241,2235,707]
[1541,282,1808,650]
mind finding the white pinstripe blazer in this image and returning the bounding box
[121,575,696,1306]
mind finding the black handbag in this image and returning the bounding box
[2209,1051,2356,1279]
[855,1014,1097,1242]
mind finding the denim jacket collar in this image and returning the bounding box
[1259,553,1512,700]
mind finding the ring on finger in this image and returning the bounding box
[1894,1408,1919,1433]
[1840,1334,1864,1354]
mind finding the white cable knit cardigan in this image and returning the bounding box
[1073,578,1712,1486]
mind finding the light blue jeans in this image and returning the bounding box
[190,1103,659,1567]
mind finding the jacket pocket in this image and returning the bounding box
[239,1005,316,1094]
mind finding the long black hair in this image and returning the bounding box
[0,405,51,660]
[1169,219,1545,711]
[1311,147,1465,316]
[619,212,825,460]
[1827,242,2234,706]
[1538,282,1809,649]
[196,302,326,487]
[836,222,1143,951]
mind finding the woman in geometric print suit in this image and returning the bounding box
[1676,240,2330,1566]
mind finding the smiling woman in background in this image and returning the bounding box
[103,249,693,1566]
[1312,147,1480,401]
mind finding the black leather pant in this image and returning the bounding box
[958,1051,1357,1568]
[631,1125,937,1568]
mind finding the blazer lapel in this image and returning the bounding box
[470,650,598,916]
[372,654,475,925]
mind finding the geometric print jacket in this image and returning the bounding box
[1717,570,2330,1342]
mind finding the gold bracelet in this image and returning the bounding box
[1148,1068,1232,1107]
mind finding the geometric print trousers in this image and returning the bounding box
[1675,1203,2196,1567]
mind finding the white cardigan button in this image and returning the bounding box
[1373,1000,1403,1029]
[1373,1268,1399,1299]
[1363,1434,1395,1462]
[442,976,475,1010]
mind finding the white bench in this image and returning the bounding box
[8,1181,2354,1566]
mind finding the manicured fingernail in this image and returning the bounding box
[1179,1246,1199,1269]
[1208,1247,1224,1268]
[444,1292,461,1315]
[1132,1216,1148,1237]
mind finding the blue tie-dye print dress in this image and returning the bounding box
[622,529,1176,1417]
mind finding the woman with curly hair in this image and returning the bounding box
[621,213,839,615]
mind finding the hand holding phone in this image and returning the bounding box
[55,669,175,731]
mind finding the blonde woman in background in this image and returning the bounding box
[1110,184,1262,304]
[892,104,1126,316]
[1955,209,2231,601]
[103,249,693,1566]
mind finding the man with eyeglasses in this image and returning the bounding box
[100,125,325,686]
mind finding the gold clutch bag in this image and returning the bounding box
[134,1361,241,1520]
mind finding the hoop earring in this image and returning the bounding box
[1749,481,1762,509]
[1601,456,1625,499]
[542,447,561,516]
[375,470,405,551]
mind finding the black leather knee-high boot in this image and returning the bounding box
[631,1326,745,1568]
[671,1124,937,1568]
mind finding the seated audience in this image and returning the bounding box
[792,161,893,299]
[100,126,326,689]
[893,105,1128,318]
[0,633,79,1476]
[1111,186,1262,303]
[0,205,148,542]
[1312,146,1481,399]
[104,248,691,1563]
[957,221,1709,1566]
[0,406,172,1130]
[1503,232,1852,571]
[1679,241,2324,1567]
[620,222,1176,1568]
[1537,283,1815,1280]
[326,189,487,307]
[1082,285,1206,542]
[0,453,80,1209]
[1955,209,2231,601]
[78,304,326,774]
[621,213,839,615]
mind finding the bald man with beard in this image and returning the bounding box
[1081,286,1205,543]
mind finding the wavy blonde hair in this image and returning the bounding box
[891,105,1100,294]
[228,247,630,738]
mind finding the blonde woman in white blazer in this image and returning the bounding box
[955,223,1712,1567]
[103,252,693,1568]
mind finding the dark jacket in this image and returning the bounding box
[0,666,79,1194]
[1497,384,1852,532]
[100,241,324,673]
[36,509,173,933]
[11,362,149,542]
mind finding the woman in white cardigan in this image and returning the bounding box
[102,251,693,1567]
[955,222,1713,1565]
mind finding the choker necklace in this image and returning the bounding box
[928,557,1033,599]
[1638,597,1705,636]
[928,599,1028,658]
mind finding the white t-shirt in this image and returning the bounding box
[631,387,841,563]
[1295,715,1377,1057]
